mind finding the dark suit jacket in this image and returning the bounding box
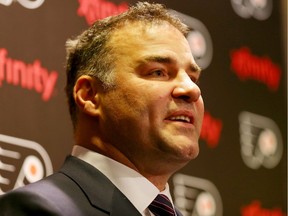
[0,156,143,216]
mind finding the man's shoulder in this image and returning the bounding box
[0,157,114,216]
[0,172,77,214]
[0,157,90,205]
[0,171,106,216]
[0,156,138,216]
[0,156,93,215]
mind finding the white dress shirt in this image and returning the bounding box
[71,145,176,216]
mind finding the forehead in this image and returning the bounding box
[109,22,194,65]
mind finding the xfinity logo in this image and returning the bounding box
[0,48,58,101]
[231,0,273,20]
[173,174,223,216]
[239,111,283,169]
[77,0,128,25]
[0,0,45,9]
[230,47,281,91]
[0,134,53,194]
[241,200,286,216]
[200,111,223,148]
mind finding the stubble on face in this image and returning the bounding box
[98,22,204,178]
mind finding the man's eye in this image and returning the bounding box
[150,70,165,77]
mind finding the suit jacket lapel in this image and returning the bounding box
[60,156,141,216]
[110,187,142,216]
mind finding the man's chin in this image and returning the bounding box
[177,141,199,160]
[156,134,200,160]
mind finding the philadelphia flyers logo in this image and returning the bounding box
[0,134,53,194]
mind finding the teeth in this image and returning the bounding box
[170,115,191,123]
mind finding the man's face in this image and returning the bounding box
[97,22,204,173]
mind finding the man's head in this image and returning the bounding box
[66,2,204,180]
[65,2,190,127]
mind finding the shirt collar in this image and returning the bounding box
[71,145,174,215]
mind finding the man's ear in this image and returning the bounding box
[73,75,100,117]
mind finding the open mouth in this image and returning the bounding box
[169,115,192,123]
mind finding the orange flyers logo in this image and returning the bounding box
[169,10,213,70]
[173,173,223,216]
[0,134,53,194]
[231,0,273,20]
[0,0,45,9]
[239,111,283,169]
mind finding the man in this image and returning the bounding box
[0,2,204,215]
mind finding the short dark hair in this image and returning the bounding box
[65,2,189,128]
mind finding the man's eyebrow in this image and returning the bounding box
[138,56,175,64]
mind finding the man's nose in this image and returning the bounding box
[172,71,201,103]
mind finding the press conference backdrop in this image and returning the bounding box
[0,0,286,215]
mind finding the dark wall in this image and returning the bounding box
[0,0,286,215]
